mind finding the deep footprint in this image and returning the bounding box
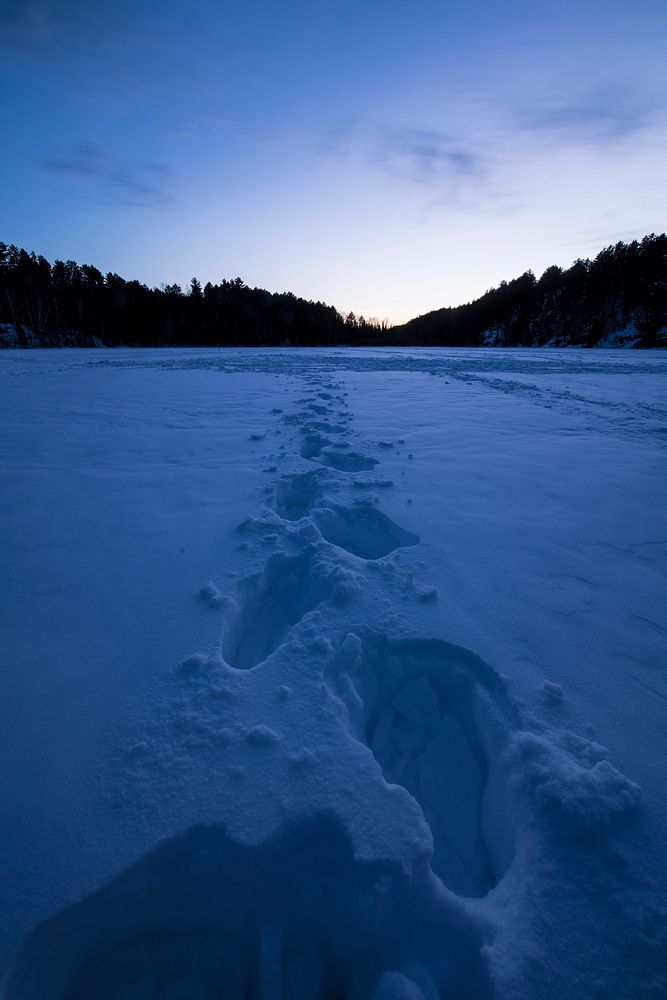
[6,816,493,1000]
[302,421,348,436]
[313,504,420,559]
[328,632,518,897]
[273,469,328,521]
[223,546,354,669]
[300,433,331,460]
[319,450,379,472]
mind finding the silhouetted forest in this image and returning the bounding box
[1,234,665,348]
[392,234,666,349]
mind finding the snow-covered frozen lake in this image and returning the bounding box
[1,347,666,998]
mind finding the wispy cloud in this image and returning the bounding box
[40,141,175,207]
[370,127,481,186]
[519,88,656,144]
[318,118,506,219]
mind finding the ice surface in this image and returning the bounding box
[0,347,665,998]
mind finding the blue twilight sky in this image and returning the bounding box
[1,0,665,323]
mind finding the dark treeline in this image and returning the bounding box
[391,234,667,348]
[0,245,384,347]
[0,234,665,348]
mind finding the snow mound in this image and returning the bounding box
[511,731,641,832]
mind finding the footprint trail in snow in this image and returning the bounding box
[5,368,645,1000]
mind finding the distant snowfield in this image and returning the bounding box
[1,347,665,998]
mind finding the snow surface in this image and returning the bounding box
[0,347,665,998]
